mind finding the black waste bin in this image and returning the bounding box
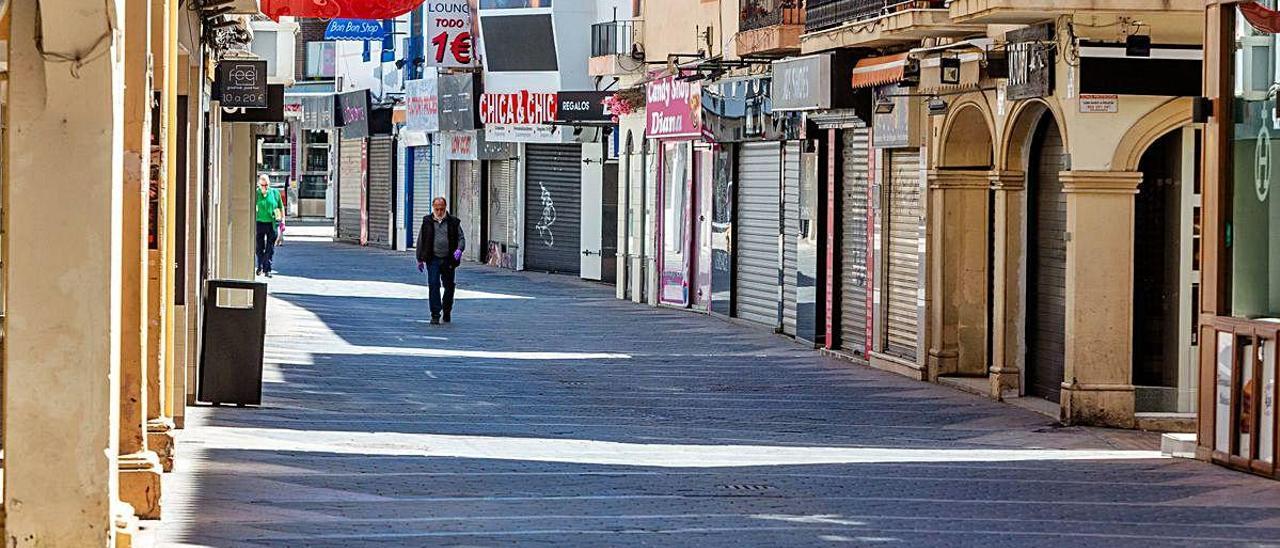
[198,279,268,406]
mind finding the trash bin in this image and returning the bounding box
[198,279,268,406]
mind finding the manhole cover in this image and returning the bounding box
[718,484,775,491]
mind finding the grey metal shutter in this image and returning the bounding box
[450,161,482,262]
[411,146,431,245]
[337,138,364,243]
[524,143,582,274]
[487,159,515,252]
[885,149,922,360]
[1028,120,1067,402]
[366,135,394,248]
[734,141,782,328]
[840,126,870,356]
[782,142,801,336]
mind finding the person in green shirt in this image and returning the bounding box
[255,174,283,277]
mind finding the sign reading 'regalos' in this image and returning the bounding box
[646,76,701,139]
[479,91,558,125]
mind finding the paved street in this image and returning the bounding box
[155,231,1280,547]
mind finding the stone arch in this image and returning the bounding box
[1112,97,1193,172]
[999,98,1067,173]
[938,99,996,169]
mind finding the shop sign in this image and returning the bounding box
[216,59,268,108]
[646,75,702,139]
[323,19,387,41]
[478,137,516,160]
[479,90,558,125]
[1006,24,1055,101]
[556,91,612,122]
[701,77,800,142]
[772,54,830,111]
[301,94,337,129]
[337,89,370,138]
[426,0,475,68]
[484,123,563,143]
[221,85,285,122]
[406,74,440,133]
[1078,93,1118,113]
[440,131,476,160]
[438,73,477,131]
[872,86,918,148]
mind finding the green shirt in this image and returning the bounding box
[255,187,281,223]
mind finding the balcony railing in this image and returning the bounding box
[741,0,805,32]
[591,20,636,58]
[806,0,943,33]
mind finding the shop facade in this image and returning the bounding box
[647,74,708,309]
[335,89,370,244]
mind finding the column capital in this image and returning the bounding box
[1060,170,1143,195]
[989,170,1025,190]
[928,169,991,190]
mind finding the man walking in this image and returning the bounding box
[417,197,465,324]
[255,174,283,277]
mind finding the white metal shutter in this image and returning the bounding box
[366,135,394,248]
[450,161,482,262]
[885,149,922,360]
[783,142,801,336]
[411,146,431,246]
[524,143,582,274]
[1028,121,1067,402]
[735,142,782,328]
[840,126,871,356]
[337,138,364,243]
[487,159,515,253]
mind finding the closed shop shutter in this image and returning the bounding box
[337,138,364,243]
[885,149,922,360]
[366,135,394,248]
[1028,120,1067,402]
[450,160,482,262]
[840,126,871,356]
[487,159,516,251]
[735,141,782,328]
[524,143,582,274]
[411,146,431,245]
[782,142,801,336]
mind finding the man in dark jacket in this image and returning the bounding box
[416,197,466,324]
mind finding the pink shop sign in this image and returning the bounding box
[646,76,702,139]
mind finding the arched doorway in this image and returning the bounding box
[1025,113,1067,403]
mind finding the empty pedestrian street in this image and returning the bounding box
[154,234,1280,547]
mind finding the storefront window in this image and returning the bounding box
[1231,3,1280,319]
[660,142,690,304]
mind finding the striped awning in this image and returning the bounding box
[851,53,910,89]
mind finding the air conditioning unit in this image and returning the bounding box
[249,19,299,86]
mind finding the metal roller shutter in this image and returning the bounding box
[783,142,801,336]
[885,149,922,360]
[735,141,782,328]
[337,138,364,243]
[840,126,871,356]
[451,161,482,262]
[1028,119,1067,402]
[488,159,515,250]
[366,135,394,248]
[524,143,582,274]
[411,146,431,244]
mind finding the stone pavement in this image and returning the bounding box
[151,233,1280,547]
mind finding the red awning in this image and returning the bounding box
[261,0,423,21]
[851,53,909,89]
[1242,1,1280,34]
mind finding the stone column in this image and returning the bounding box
[988,171,1025,398]
[926,169,991,380]
[5,0,126,543]
[119,0,164,519]
[1060,170,1142,428]
[145,0,177,474]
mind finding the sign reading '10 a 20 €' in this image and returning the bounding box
[427,0,476,68]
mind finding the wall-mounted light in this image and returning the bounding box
[927,96,948,116]
[1125,34,1151,57]
[874,96,894,114]
[940,56,961,85]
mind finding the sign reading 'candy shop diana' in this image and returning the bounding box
[646,75,701,139]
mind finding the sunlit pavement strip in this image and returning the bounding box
[195,426,1164,467]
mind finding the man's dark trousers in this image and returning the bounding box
[427,257,456,319]
[255,221,277,273]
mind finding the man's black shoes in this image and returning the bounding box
[430,316,441,325]
[443,311,451,323]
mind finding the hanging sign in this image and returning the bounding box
[772,54,831,111]
[441,131,477,161]
[426,0,475,68]
[556,91,612,122]
[221,85,286,122]
[479,90,558,125]
[405,73,440,133]
[438,73,478,131]
[646,75,702,139]
[216,60,268,108]
[337,89,370,138]
[1006,23,1055,101]
[323,19,388,41]
[872,86,918,148]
